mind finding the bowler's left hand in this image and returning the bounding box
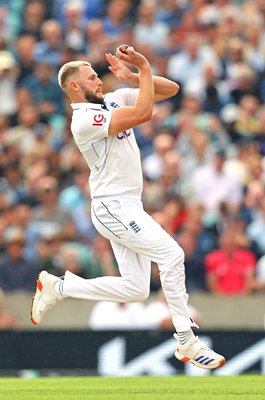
[105,52,133,83]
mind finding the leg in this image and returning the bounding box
[31,197,225,368]
[91,198,192,331]
[63,242,151,303]
[31,242,151,325]
[90,198,225,369]
[32,197,190,329]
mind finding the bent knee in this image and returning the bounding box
[158,246,185,271]
[125,283,150,302]
[170,246,185,266]
[133,287,150,302]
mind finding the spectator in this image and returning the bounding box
[101,0,132,41]
[228,63,260,105]
[0,160,27,204]
[201,62,227,114]
[162,194,188,234]
[177,228,207,293]
[89,300,147,330]
[0,115,10,147]
[225,211,260,258]
[133,120,155,158]
[35,228,64,275]
[30,175,76,248]
[191,148,243,219]
[20,62,65,120]
[224,142,256,188]
[246,197,265,256]
[133,2,170,52]
[33,19,64,67]
[182,200,218,256]
[53,240,102,279]
[91,235,117,277]
[229,94,261,143]
[163,94,203,144]
[59,167,96,240]
[84,0,105,22]
[0,50,19,117]
[205,229,257,295]
[0,288,20,329]
[59,166,90,210]
[180,127,212,182]
[0,225,37,293]
[11,201,45,262]
[9,87,33,127]
[145,288,201,330]
[5,104,52,154]
[159,149,188,198]
[0,143,20,174]
[53,0,105,25]
[18,0,47,40]
[167,33,221,97]
[244,19,265,73]
[13,34,37,84]
[0,194,12,252]
[155,0,185,28]
[22,161,50,208]
[255,254,265,292]
[142,132,175,181]
[63,1,86,53]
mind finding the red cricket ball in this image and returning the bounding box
[119,44,129,54]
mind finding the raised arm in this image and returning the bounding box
[107,45,154,136]
[106,49,179,103]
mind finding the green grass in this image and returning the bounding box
[0,375,264,400]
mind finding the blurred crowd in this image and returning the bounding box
[1,0,265,327]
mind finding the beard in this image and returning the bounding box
[83,88,104,104]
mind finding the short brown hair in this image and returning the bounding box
[58,61,91,91]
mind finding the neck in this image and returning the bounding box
[70,95,88,103]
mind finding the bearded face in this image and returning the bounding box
[82,87,104,104]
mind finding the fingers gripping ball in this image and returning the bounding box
[118,44,129,54]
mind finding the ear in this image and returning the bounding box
[69,80,79,91]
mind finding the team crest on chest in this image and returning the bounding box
[129,220,141,233]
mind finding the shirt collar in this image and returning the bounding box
[71,102,107,111]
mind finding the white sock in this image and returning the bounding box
[54,277,65,299]
[176,329,195,346]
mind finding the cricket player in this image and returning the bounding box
[31,45,225,369]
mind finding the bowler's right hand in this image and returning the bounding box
[116,45,149,70]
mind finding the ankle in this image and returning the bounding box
[176,329,195,346]
[54,277,66,299]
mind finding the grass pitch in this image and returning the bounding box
[0,375,264,400]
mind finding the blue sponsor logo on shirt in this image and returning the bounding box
[110,102,119,109]
[117,130,131,140]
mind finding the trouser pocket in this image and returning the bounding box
[91,200,131,241]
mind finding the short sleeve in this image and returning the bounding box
[71,108,112,151]
[105,88,139,107]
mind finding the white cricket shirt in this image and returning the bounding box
[70,88,143,199]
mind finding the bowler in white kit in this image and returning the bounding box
[31,45,225,370]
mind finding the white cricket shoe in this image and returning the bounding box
[31,271,63,325]
[174,334,225,369]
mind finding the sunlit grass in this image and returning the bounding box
[0,375,264,400]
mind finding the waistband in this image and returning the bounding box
[92,193,142,202]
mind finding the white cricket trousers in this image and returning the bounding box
[63,197,194,331]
